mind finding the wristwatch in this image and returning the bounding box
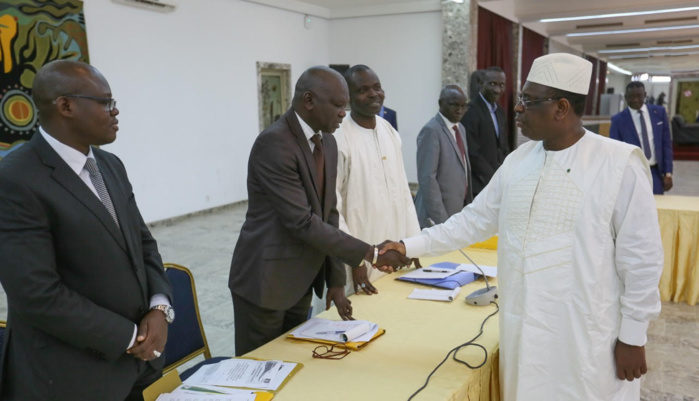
[665,173,672,178]
[150,304,175,324]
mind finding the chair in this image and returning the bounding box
[672,115,699,146]
[162,263,212,373]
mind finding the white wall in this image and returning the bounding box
[83,0,330,222]
[606,72,630,95]
[328,12,443,182]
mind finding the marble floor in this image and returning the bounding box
[0,160,697,399]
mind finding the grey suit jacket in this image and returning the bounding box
[229,109,370,311]
[460,95,509,196]
[414,113,473,228]
[0,133,172,401]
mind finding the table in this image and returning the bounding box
[655,195,699,305]
[245,247,501,401]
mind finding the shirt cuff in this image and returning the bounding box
[149,293,171,308]
[403,235,427,259]
[618,317,649,346]
[127,324,137,350]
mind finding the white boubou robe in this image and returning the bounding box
[335,115,421,292]
[403,130,663,400]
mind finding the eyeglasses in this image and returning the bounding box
[515,95,560,109]
[54,95,117,112]
[312,344,350,360]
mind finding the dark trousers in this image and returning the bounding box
[124,361,162,401]
[650,165,664,194]
[232,290,312,356]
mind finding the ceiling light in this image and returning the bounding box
[540,7,699,23]
[567,24,699,37]
[599,44,699,53]
[607,62,632,75]
[651,76,671,83]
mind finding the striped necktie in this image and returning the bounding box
[85,157,120,227]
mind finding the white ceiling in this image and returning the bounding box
[244,0,699,75]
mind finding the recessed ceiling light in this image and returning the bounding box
[607,62,632,75]
[540,7,699,23]
[599,44,699,53]
[567,24,699,37]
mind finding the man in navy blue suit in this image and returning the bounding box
[610,82,673,194]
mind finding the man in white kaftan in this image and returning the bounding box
[335,65,421,295]
[385,54,663,400]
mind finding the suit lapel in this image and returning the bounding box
[478,96,499,142]
[622,108,642,147]
[33,135,128,253]
[648,106,663,160]
[437,114,465,170]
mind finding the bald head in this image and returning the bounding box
[439,84,468,123]
[292,66,348,134]
[33,60,107,120]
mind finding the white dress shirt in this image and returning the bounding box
[631,104,657,165]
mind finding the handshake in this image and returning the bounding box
[367,240,414,273]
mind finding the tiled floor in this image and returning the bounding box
[0,161,697,399]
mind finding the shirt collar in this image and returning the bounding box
[438,112,459,129]
[40,127,95,175]
[295,112,320,141]
[479,92,497,112]
[635,104,649,115]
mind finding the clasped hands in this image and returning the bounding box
[368,240,414,273]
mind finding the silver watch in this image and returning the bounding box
[151,304,175,324]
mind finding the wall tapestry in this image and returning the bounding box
[0,0,89,159]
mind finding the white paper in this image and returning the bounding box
[290,318,379,343]
[156,393,255,401]
[399,269,458,280]
[455,263,497,277]
[408,287,461,302]
[171,384,257,397]
[182,358,296,391]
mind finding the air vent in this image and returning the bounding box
[576,22,623,29]
[657,39,693,44]
[645,16,697,24]
[112,0,176,13]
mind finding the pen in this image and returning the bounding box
[316,330,345,334]
[422,269,448,273]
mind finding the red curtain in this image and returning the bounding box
[521,27,546,86]
[477,7,515,149]
[596,60,607,115]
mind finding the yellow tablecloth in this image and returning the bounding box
[655,195,699,305]
[245,248,501,401]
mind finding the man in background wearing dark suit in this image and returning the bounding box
[461,66,510,197]
[414,85,472,228]
[610,81,673,194]
[0,60,173,401]
[228,66,408,356]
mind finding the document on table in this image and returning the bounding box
[171,384,257,397]
[290,318,379,343]
[182,358,296,391]
[456,263,497,277]
[399,268,459,280]
[156,393,255,401]
[408,287,461,302]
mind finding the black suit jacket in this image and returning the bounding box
[460,95,510,196]
[0,133,171,401]
[229,109,369,311]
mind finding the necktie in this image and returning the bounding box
[453,125,469,198]
[638,110,652,160]
[311,134,325,199]
[84,158,120,227]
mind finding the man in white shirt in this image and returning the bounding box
[414,85,472,228]
[334,65,421,295]
[610,81,673,194]
[382,53,663,400]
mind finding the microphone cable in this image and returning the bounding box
[407,301,499,401]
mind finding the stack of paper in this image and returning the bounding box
[408,287,461,302]
[155,384,257,401]
[182,359,297,391]
[290,318,379,343]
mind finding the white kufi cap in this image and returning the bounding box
[526,53,593,95]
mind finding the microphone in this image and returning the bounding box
[426,218,498,306]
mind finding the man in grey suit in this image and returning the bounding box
[0,61,173,401]
[414,85,472,228]
[460,66,510,197]
[228,66,408,356]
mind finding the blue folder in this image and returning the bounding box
[397,262,477,290]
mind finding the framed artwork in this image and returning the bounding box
[257,62,290,132]
[0,0,89,159]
